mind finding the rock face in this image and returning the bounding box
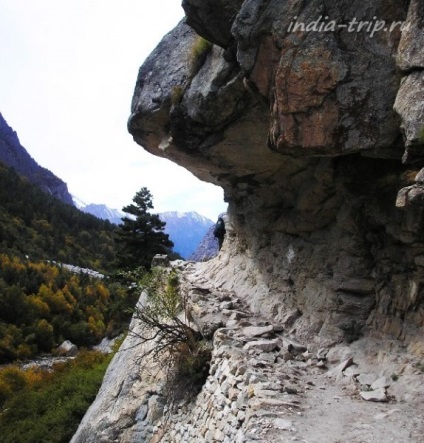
[190,212,227,261]
[189,222,219,261]
[128,0,424,346]
[0,113,74,205]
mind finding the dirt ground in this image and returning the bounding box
[249,339,424,443]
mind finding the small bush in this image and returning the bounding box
[132,269,211,407]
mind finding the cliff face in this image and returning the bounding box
[128,0,424,346]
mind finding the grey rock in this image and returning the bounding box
[371,376,392,390]
[415,168,424,184]
[396,184,424,208]
[71,293,159,443]
[242,325,274,338]
[316,348,328,360]
[327,347,354,364]
[256,352,276,364]
[394,71,424,152]
[360,388,388,402]
[182,0,244,48]
[220,301,234,310]
[56,340,78,357]
[244,339,279,353]
[397,0,424,71]
[282,351,294,362]
[326,357,354,377]
[357,373,378,386]
[274,418,293,431]
[343,365,360,378]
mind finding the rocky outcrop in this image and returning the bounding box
[71,292,165,443]
[128,0,424,346]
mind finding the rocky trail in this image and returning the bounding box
[170,261,424,443]
[70,259,424,443]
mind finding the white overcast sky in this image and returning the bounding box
[0,0,227,221]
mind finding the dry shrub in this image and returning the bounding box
[132,269,212,407]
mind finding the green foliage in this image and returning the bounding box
[0,350,112,443]
[0,254,133,363]
[133,269,211,406]
[115,187,173,271]
[189,36,213,76]
[0,162,116,272]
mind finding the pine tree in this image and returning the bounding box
[115,187,173,270]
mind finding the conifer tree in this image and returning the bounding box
[115,187,173,270]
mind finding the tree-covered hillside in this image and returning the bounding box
[0,254,132,363]
[0,162,116,272]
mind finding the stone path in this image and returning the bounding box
[156,261,424,443]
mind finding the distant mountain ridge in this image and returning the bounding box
[73,201,213,260]
[158,211,213,259]
[0,112,74,205]
[74,198,125,225]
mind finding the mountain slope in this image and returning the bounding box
[188,223,218,261]
[0,113,74,205]
[158,211,213,259]
[0,162,116,272]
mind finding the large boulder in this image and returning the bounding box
[56,340,78,357]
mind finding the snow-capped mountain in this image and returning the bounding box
[83,204,125,225]
[71,200,214,259]
[158,211,214,259]
[72,195,88,210]
[73,197,125,225]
